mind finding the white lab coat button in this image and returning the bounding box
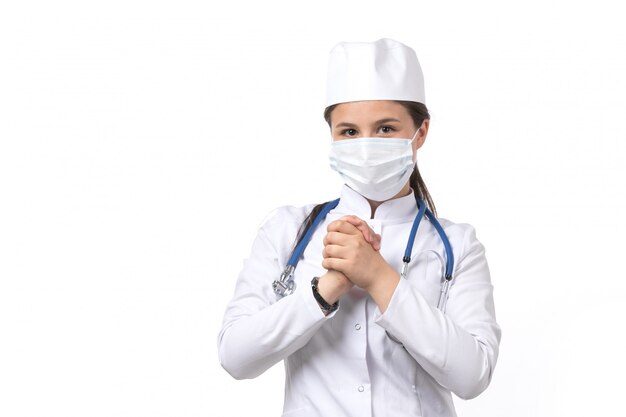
[358,385,365,392]
[355,323,361,331]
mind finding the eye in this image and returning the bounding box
[379,125,396,134]
[341,128,358,137]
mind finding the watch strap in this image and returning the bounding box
[311,276,339,314]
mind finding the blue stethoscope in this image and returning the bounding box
[272,194,455,311]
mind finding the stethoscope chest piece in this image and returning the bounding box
[273,265,296,297]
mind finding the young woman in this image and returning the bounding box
[218,38,501,417]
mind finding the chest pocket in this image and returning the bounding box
[404,249,446,306]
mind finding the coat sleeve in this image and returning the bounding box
[217,208,333,380]
[373,225,501,400]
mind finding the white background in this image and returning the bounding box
[1,0,625,416]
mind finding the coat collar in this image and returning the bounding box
[333,185,419,222]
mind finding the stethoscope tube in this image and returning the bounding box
[272,199,340,297]
[287,199,340,266]
[272,196,454,311]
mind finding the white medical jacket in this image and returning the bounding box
[218,186,501,417]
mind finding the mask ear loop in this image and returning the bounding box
[409,124,423,165]
[410,123,423,144]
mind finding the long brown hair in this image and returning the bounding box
[293,101,435,248]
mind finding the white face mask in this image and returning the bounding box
[328,128,419,201]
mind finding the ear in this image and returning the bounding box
[414,119,429,151]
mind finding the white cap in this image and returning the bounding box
[325,38,425,107]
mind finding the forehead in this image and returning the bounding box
[330,100,411,125]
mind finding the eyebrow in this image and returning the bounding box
[374,118,402,125]
[334,118,402,129]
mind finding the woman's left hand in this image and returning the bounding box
[322,216,396,292]
[338,215,381,251]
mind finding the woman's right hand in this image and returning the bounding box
[316,269,353,305]
[316,215,380,305]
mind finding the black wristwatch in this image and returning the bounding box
[311,277,339,315]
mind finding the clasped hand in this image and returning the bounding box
[321,215,394,291]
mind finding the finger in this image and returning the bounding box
[322,244,349,260]
[322,257,349,274]
[354,222,375,244]
[339,215,370,239]
[371,233,382,251]
[339,215,363,226]
[327,219,361,235]
[340,215,379,249]
[356,224,381,251]
[323,231,352,247]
